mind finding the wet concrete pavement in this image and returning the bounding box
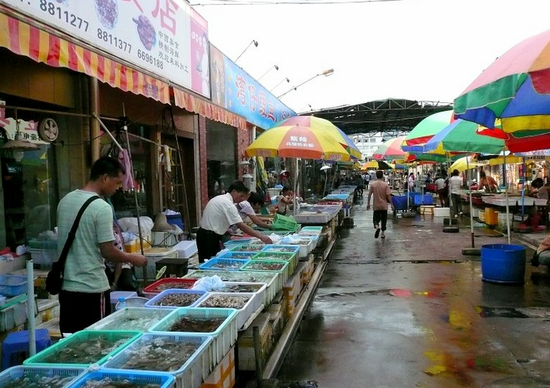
[277,203,550,387]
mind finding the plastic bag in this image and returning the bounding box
[118,217,154,235]
[192,275,225,292]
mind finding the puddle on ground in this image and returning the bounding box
[476,306,530,318]
[279,381,319,388]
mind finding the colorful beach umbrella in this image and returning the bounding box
[245,125,351,161]
[372,136,407,160]
[454,28,550,134]
[274,116,362,159]
[476,124,550,153]
[423,119,505,155]
[403,110,454,149]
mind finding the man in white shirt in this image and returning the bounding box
[197,181,273,263]
[448,169,463,217]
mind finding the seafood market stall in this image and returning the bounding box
[0,216,339,388]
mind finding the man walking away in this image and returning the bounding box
[367,170,395,239]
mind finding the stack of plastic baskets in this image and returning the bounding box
[103,333,213,388]
[272,214,300,232]
[149,307,238,366]
[0,365,86,388]
[68,369,175,388]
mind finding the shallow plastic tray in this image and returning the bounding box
[103,333,213,388]
[253,250,298,275]
[0,365,86,388]
[241,260,290,287]
[217,251,257,260]
[198,257,250,271]
[184,270,280,306]
[142,278,197,298]
[196,292,261,330]
[228,244,265,252]
[67,369,175,388]
[23,330,141,367]
[149,307,238,366]
[87,307,172,332]
[144,289,208,309]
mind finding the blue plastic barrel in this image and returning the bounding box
[481,244,526,284]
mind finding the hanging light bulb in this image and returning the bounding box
[1,119,39,162]
[12,150,24,162]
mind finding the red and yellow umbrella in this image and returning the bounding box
[274,116,362,159]
[245,125,351,161]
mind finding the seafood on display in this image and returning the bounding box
[201,294,250,309]
[168,317,225,332]
[78,377,161,388]
[37,336,130,364]
[111,336,200,372]
[151,293,203,307]
[0,372,76,388]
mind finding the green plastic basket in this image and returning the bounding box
[272,214,299,231]
[23,330,141,367]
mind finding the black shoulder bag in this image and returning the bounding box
[46,196,101,295]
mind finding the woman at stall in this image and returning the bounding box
[276,186,294,215]
[479,171,498,192]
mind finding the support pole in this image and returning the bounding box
[26,258,36,356]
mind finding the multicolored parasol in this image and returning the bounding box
[454,28,550,134]
[372,136,407,160]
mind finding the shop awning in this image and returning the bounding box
[173,88,247,131]
[0,11,171,104]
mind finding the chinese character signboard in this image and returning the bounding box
[1,0,210,98]
[210,45,295,130]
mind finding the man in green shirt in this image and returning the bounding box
[57,157,147,333]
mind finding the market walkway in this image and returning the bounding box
[277,203,550,387]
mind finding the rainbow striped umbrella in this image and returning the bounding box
[454,28,550,134]
[372,136,407,160]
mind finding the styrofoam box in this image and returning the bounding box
[183,270,280,306]
[0,299,28,331]
[217,282,267,308]
[434,207,450,217]
[277,236,314,258]
[137,248,178,281]
[87,307,172,332]
[196,292,261,330]
[103,333,213,388]
[29,248,57,267]
[149,307,238,367]
[174,240,198,259]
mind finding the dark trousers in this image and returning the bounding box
[451,193,462,215]
[373,210,388,231]
[59,289,110,334]
[197,228,224,263]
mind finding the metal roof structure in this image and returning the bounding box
[307,98,454,137]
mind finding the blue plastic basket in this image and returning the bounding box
[228,244,265,253]
[144,289,208,309]
[199,257,250,271]
[0,275,27,297]
[23,330,141,367]
[103,333,213,388]
[67,369,175,388]
[149,307,238,367]
[0,365,86,388]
